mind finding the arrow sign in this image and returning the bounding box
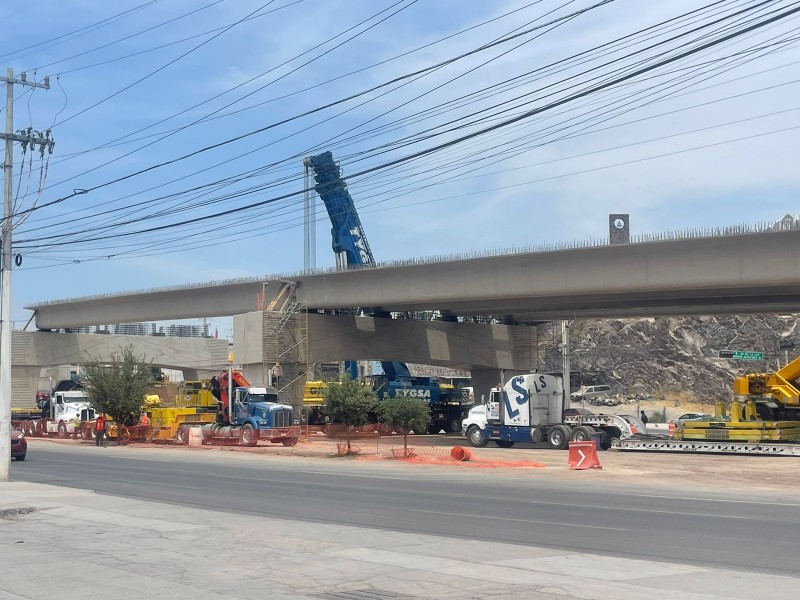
[577,449,586,468]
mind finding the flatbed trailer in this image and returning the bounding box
[613,436,800,456]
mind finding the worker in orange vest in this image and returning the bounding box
[138,412,150,427]
[95,415,106,447]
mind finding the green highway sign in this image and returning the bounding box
[718,350,763,360]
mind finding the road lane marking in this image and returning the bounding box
[299,470,411,481]
[410,509,626,531]
[635,494,800,507]
[115,478,204,491]
[529,500,748,520]
[107,456,172,462]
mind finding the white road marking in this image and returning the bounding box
[115,478,204,490]
[107,456,172,462]
[411,509,626,531]
[529,499,748,520]
[635,493,800,507]
[299,470,411,481]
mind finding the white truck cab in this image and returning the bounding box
[47,391,94,435]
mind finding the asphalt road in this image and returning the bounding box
[11,442,800,576]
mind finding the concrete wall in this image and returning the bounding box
[10,331,230,409]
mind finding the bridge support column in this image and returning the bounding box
[470,367,529,407]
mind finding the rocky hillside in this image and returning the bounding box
[568,314,799,400]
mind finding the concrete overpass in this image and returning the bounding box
[26,228,800,327]
[9,332,229,409]
[19,227,800,407]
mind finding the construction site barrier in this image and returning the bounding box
[568,441,602,470]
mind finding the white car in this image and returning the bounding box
[570,385,612,402]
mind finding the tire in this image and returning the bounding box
[57,421,67,439]
[176,425,190,445]
[547,425,569,450]
[281,437,298,447]
[448,419,462,433]
[570,425,595,442]
[239,423,258,447]
[411,425,427,435]
[467,426,488,448]
[495,440,515,448]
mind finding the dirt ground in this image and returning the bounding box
[27,431,800,497]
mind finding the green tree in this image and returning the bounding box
[83,346,153,437]
[323,374,377,453]
[377,397,431,458]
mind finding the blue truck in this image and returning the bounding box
[200,384,299,447]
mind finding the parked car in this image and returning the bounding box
[563,408,594,418]
[673,412,714,427]
[11,428,27,461]
[570,385,613,402]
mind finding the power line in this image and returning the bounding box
[51,1,279,128]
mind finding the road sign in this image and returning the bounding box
[718,350,763,360]
[568,441,602,470]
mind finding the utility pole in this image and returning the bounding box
[1,68,51,482]
[561,320,571,413]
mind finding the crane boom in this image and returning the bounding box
[303,151,375,269]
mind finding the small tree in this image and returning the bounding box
[377,397,431,457]
[83,345,153,436]
[323,374,377,453]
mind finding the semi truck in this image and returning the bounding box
[462,374,643,449]
[176,370,300,447]
[13,390,96,438]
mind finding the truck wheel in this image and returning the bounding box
[57,421,67,438]
[467,426,488,448]
[547,425,569,450]
[448,419,462,433]
[239,424,258,447]
[281,437,298,447]
[176,425,190,445]
[495,440,515,448]
[570,425,595,442]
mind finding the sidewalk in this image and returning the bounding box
[1,481,796,600]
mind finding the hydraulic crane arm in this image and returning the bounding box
[304,151,375,268]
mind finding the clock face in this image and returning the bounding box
[613,218,625,229]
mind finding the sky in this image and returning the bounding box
[2,0,800,334]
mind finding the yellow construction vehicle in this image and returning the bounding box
[301,381,329,425]
[615,354,800,454]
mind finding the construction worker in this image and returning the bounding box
[272,362,283,387]
[95,414,106,447]
[72,414,81,438]
[138,412,150,427]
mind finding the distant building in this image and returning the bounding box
[773,214,798,231]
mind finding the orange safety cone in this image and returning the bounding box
[568,441,602,470]
[668,421,676,437]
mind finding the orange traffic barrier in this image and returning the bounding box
[568,441,602,470]
[450,447,472,461]
[668,421,676,437]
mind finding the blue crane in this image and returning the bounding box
[304,151,470,432]
[303,151,375,270]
